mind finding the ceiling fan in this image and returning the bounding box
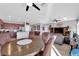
[52,19,61,23]
[26,3,40,11]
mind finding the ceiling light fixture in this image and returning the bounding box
[26,3,32,6]
[62,17,68,20]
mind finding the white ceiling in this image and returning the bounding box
[0,3,79,24]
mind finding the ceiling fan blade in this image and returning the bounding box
[26,5,29,11]
[32,3,40,11]
[52,19,58,22]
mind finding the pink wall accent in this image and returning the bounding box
[0,19,24,29]
[3,23,24,29]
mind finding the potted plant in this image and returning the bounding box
[73,32,77,42]
[73,32,77,38]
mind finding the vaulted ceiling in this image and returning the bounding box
[0,3,79,24]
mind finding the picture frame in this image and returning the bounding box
[37,25,40,30]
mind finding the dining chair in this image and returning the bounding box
[0,33,11,45]
[43,38,53,56]
[42,32,50,45]
[35,38,53,56]
[29,31,35,39]
[0,44,1,56]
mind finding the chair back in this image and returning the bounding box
[0,44,1,56]
[0,33,11,45]
[42,32,50,44]
[43,38,53,56]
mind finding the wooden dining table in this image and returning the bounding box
[1,37,44,56]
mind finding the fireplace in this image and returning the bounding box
[50,27,70,36]
[54,28,63,34]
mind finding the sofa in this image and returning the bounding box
[53,33,71,56]
[54,43,71,56]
